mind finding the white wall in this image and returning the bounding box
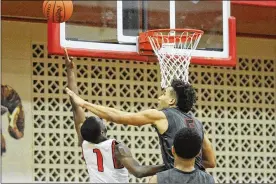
[1,20,275,183]
[1,21,34,182]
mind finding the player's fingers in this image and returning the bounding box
[65,87,70,93]
[64,47,68,55]
[65,87,73,95]
[64,48,69,59]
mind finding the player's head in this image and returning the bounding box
[158,79,196,112]
[172,128,202,159]
[80,116,107,144]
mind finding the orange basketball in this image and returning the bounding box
[43,0,73,23]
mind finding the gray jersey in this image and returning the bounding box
[157,168,215,184]
[155,108,204,170]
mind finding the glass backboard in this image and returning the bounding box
[48,0,236,66]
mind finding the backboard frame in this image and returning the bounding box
[47,1,236,66]
[118,1,230,59]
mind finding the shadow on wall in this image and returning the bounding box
[1,85,25,155]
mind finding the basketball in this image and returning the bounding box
[43,0,73,23]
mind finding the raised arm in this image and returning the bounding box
[65,88,166,126]
[64,48,86,146]
[115,143,166,178]
[202,134,216,168]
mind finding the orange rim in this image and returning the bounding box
[140,29,204,43]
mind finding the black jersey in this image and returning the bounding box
[155,108,204,170]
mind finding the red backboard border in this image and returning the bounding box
[48,17,236,67]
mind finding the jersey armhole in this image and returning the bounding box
[80,145,86,162]
[112,140,124,169]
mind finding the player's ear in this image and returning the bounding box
[169,98,176,105]
[168,87,177,105]
[171,146,176,157]
[101,129,107,136]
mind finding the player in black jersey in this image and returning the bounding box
[149,128,215,184]
[66,79,216,170]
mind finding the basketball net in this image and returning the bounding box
[147,29,203,88]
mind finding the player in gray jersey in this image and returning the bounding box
[156,107,205,169]
[149,128,215,184]
[66,79,216,170]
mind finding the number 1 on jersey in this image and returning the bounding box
[93,149,104,172]
[91,141,124,172]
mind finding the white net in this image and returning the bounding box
[148,30,203,88]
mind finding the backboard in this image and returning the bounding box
[48,0,236,66]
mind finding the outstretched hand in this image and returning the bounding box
[65,87,86,107]
[64,48,74,69]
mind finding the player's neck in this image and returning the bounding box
[174,156,195,172]
[95,136,108,144]
[169,105,177,108]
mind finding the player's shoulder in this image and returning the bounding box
[157,168,171,175]
[114,141,132,157]
[114,141,129,152]
[82,139,114,147]
[197,169,210,175]
[197,169,214,180]
[142,108,166,119]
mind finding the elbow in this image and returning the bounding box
[212,158,216,168]
[207,158,216,168]
[133,173,143,178]
[77,136,83,147]
[132,171,144,178]
[203,157,216,168]
[131,168,145,178]
[210,155,216,168]
[208,161,216,168]
[109,114,121,124]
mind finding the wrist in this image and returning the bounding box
[66,67,74,72]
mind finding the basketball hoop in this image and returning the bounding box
[139,29,203,88]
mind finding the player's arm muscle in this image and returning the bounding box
[115,143,166,178]
[64,48,85,146]
[82,103,166,126]
[66,86,166,126]
[109,109,166,126]
[202,134,216,168]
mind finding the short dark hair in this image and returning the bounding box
[173,128,202,159]
[80,116,104,143]
[171,79,196,113]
